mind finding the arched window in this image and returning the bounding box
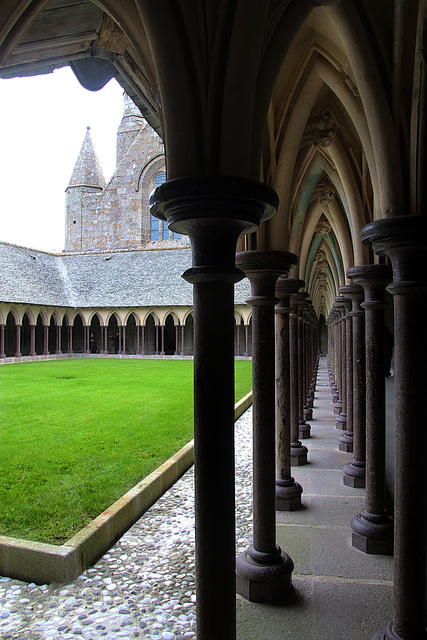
[151,170,182,241]
[150,215,159,241]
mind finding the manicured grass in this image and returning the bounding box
[0,358,252,544]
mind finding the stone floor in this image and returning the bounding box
[0,357,394,640]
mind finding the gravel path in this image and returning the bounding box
[0,408,254,640]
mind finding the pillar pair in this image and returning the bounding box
[361,216,427,640]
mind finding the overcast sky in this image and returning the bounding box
[0,66,124,253]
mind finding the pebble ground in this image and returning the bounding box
[0,409,254,640]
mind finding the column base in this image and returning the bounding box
[291,442,308,465]
[333,400,342,415]
[343,460,365,488]
[336,414,346,430]
[236,545,294,603]
[338,432,353,452]
[304,406,313,421]
[351,510,393,555]
[275,477,303,511]
[299,422,311,439]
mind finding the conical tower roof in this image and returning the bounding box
[67,126,105,189]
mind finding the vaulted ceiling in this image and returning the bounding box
[1,1,422,318]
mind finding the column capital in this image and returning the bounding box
[347,264,392,308]
[361,215,427,295]
[275,278,304,312]
[151,177,282,286]
[236,250,298,303]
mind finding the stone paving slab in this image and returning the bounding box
[236,578,393,640]
[291,468,365,496]
[276,523,393,582]
[276,494,365,528]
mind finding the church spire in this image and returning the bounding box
[116,92,144,166]
[67,126,105,190]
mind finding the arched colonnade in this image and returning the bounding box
[0,304,252,359]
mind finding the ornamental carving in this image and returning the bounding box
[311,112,337,147]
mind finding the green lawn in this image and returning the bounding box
[0,358,252,544]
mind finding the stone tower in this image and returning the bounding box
[64,93,177,254]
[65,126,105,252]
[116,93,144,166]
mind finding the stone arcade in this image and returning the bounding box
[1,2,426,639]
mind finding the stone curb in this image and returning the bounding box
[0,392,252,584]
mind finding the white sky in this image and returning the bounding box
[0,66,124,253]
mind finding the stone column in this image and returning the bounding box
[362,216,427,640]
[56,325,62,354]
[335,296,348,430]
[43,325,49,355]
[122,325,127,355]
[337,288,353,446]
[244,324,250,356]
[332,298,344,415]
[350,264,393,555]
[160,325,165,356]
[275,277,304,510]
[290,290,308,465]
[101,326,108,355]
[342,280,366,487]
[150,176,276,640]
[154,324,159,355]
[67,325,73,353]
[174,324,179,355]
[302,304,313,422]
[180,324,185,356]
[30,325,36,356]
[0,324,5,358]
[297,295,311,438]
[15,324,22,357]
[136,325,140,355]
[235,250,296,602]
[236,322,241,356]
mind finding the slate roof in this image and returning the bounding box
[0,242,251,308]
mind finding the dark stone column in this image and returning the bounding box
[122,325,127,355]
[350,264,393,555]
[290,289,308,465]
[154,324,159,355]
[150,176,276,640]
[67,325,73,353]
[302,304,313,422]
[136,325,140,354]
[362,216,427,640]
[180,324,185,356]
[342,280,366,487]
[160,324,165,356]
[15,324,22,357]
[235,250,296,602]
[174,324,179,355]
[43,325,49,355]
[298,296,311,438]
[244,324,250,356]
[30,325,36,357]
[141,325,146,356]
[335,297,348,430]
[275,277,304,510]
[327,311,339,405]
[56,325,62,354]
[332,298,344,415]
[338,288,354,450]
[0,324,5,358]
